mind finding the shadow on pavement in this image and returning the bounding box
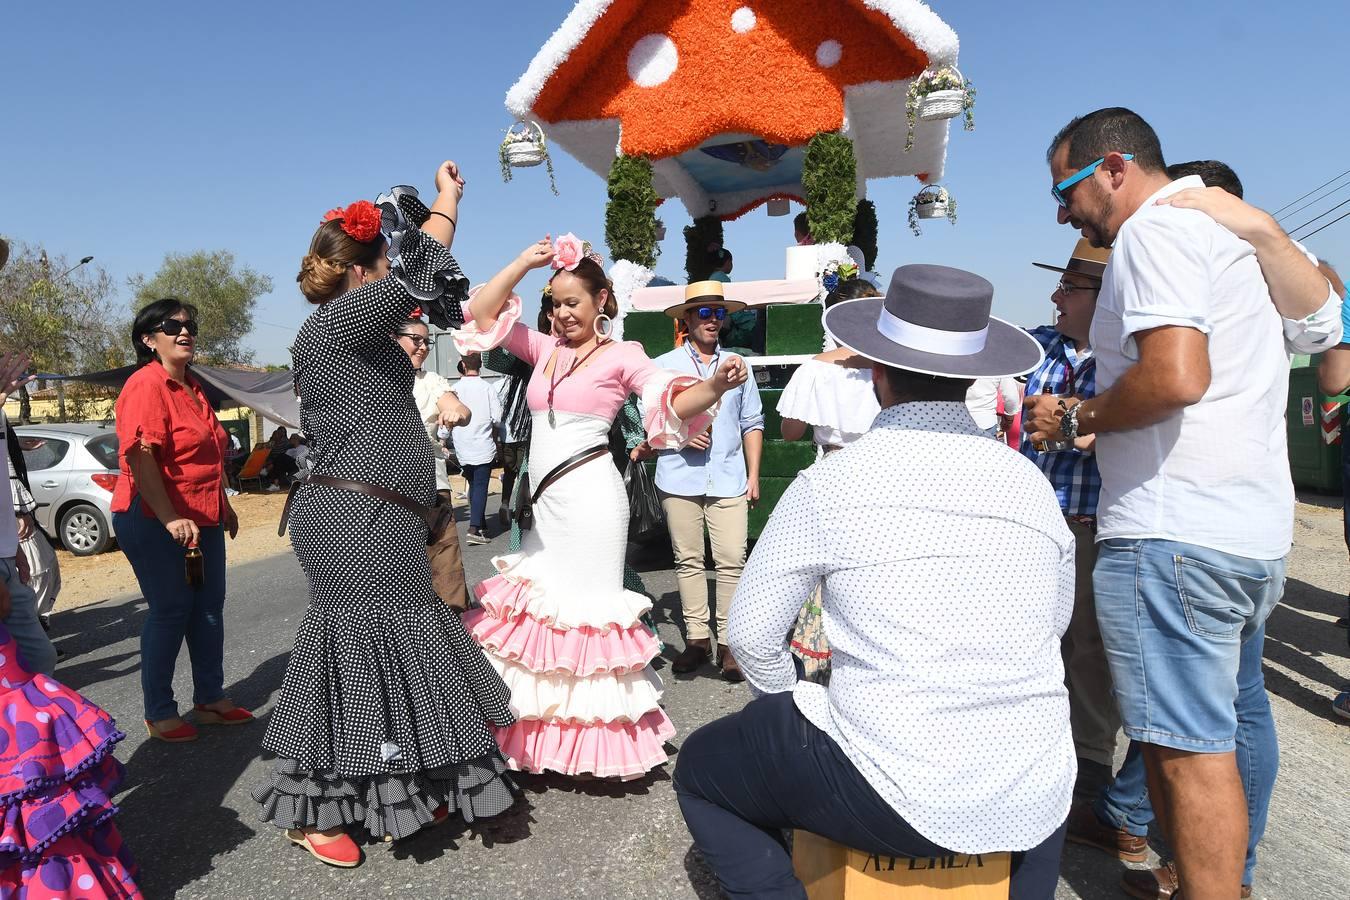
[1263,578,1349,722]
[682,844,723,899]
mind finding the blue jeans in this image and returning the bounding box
[113,498,227,721]
[1,557,57,676]
[1094,538,1284,752]
[461,462,492,530]
[674,692,1066,900]
[1094,620,1275,885]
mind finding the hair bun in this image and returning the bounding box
[297,253,349,304]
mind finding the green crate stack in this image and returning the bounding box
[623,311,676,359]
[765,304,825,356]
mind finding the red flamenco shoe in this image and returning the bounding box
[193,703,255,725]
[145,718,199,742]
[286,828,363,868]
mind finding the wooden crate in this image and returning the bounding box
[794,831,1011,899]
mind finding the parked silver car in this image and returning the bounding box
[15,422,120,556]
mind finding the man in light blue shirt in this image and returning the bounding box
[651,282,763,682]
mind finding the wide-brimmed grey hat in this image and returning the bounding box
[823,264,1043,379]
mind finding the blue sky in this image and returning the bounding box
[4,0,1347,366]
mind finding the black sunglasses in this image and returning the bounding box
[153,319,199,337]
[695,306,727,321]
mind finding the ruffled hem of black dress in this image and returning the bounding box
[252,753,517,840]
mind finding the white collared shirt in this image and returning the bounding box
[449,373,501,467]
[729,402,1075,854]
[412,369,456,492]
[1090,176,1343,559]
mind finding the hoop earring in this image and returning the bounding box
[593,314,614,340]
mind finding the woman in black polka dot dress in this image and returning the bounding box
[251,162,515,868]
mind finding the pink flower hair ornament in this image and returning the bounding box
[550,232,604,272]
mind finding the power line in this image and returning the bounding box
[1271,169,1350,217]
[1293,207,1350,243]
[1288,196,1350,240]
[1276,176,1350,224]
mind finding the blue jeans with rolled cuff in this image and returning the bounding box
[673,691,1066,900]
[113,496,227,722]
[461,462,493,531]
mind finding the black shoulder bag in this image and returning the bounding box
[515,444,610,530]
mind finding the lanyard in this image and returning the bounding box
[546,340,610,427]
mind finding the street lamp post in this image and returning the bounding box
[52,256,93,421]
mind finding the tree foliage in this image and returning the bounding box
[0,242,128,420]
[131,250,271,366]
[802,132,859,245]
[683,216,724,284]
[852,199,879,271]
[604,155,660,269]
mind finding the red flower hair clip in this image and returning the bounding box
[321,200,383,243]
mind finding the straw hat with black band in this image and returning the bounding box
[1031,237,1111,281]
[664,280,747,319]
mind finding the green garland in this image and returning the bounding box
[802,132,858,246]
[604,155,659,268]
[852,199,878,271]
[683,215,724,283]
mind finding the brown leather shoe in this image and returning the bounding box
[1121,862,1251,900]
[1064,802,1148,863]
[718,646,745,683]
[672,638,711,674]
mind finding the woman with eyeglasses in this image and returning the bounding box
[394,317,469,502]
[452,235,746,781]
[112,297,251,744]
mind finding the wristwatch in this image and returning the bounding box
[1060,402,1081,442]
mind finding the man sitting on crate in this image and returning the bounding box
[673,265,1075,900]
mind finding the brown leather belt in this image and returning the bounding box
[279,474,447,538]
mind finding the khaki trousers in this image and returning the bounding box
[660,491,748,643]
[1064,518,1120,765]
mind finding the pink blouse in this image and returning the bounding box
[453,295,714,448]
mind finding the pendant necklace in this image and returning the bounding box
[547,338,609,427]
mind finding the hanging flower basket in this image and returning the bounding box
[905,67,976,151]
[908,185,958,236]
[499,120,558,195]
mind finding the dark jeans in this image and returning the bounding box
[498,442,526,514]
[461,462,493,530]
[113,497,227,721]
[673,692,1066,899]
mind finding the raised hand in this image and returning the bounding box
[519,237,556,271]
[1,351,35,398]
[713,355,748,394]
[435,160,466,201]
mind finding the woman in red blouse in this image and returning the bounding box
[112,297,253,743]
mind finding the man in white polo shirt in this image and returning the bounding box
[1030,107,1341,900]
[451,352,501,545]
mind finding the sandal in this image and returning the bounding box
[193,703,255,725]
[286,829,361,868]
[145,719,198,743]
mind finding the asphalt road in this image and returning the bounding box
[49,506,1349,899]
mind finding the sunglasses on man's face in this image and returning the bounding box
[694,306,727,321]
[1052,153,1134,208]
[153,319,199,337]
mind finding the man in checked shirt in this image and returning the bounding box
[1020,239,1117,805]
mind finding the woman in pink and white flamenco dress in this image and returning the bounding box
[453,235,747,780]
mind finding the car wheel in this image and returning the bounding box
[59,503,112,556]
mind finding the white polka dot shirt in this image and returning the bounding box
[728,401,1077,854]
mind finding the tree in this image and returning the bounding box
[131,250,272,366]
[0,242,128,421]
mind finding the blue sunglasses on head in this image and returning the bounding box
[1052,153,1134,207]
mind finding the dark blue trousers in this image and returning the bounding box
[673,691,1066,900]
[113,497,227,721]
[461,462,493,531]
